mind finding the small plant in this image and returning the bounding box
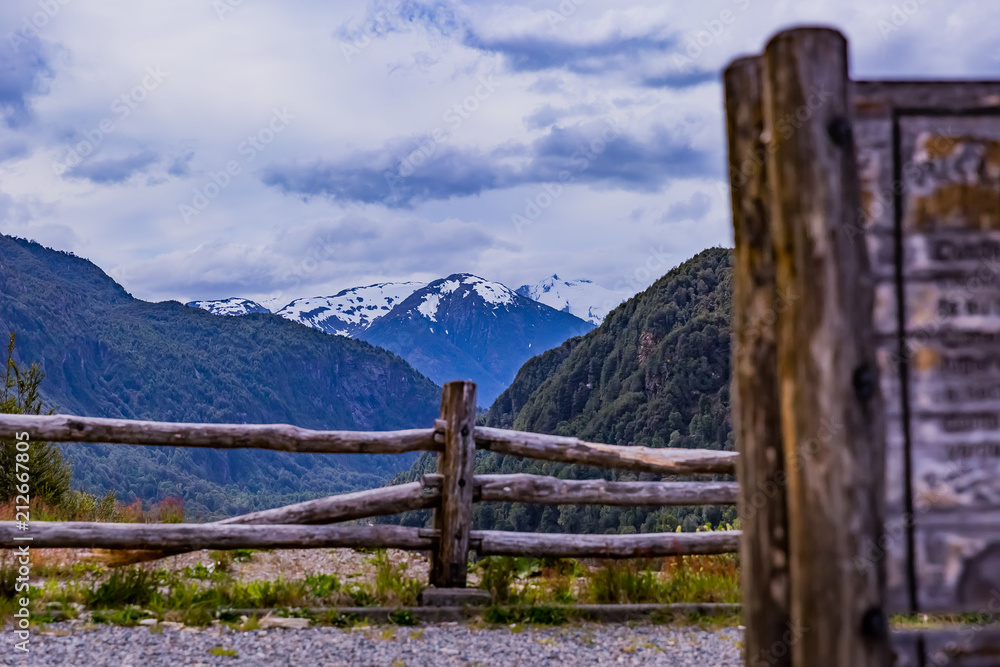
[210,552,232,573]
[370,551,420,606]
[92,607,150,627]
[232,549,257,563]
[85,568,161,609]
[181,562,219,581]
[478,556,517,604]
[588,561,659,604]
[305,573,340,599]
[346,583,376,607]
[324,611,363,628]
[209,646,238,658]
[388,609,418,626]
[524,605,567,625]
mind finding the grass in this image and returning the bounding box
[0,541,744,630]
[476,552,740,610]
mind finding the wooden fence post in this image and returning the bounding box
[762,28,888,665]
[431,380,477,588]
[724,56,791,667]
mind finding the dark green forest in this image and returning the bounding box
[0,235,442,518]
[390,247,736,534]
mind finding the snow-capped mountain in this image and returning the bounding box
[275,282,425,337]
[186,297,271,316]
[359,274,595,404]
[516,276,628,326]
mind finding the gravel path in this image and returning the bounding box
[1,622,743,666]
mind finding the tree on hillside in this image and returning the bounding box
[0,333,72,505]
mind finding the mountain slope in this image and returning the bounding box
[0,235,441,518]
[186,297,270,316]
[475,248,735,534]
[360,274,595,405]
[516,276,627,325]
[497,248,732,450]
[275,282,424,337]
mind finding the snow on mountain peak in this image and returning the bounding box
[276,281,425,336]
[460,275,515,307]
[186,297,270,316]
[516,276,627,326]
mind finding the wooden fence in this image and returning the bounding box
[0,380,739,590]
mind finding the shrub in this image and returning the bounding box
[0,333,72,507]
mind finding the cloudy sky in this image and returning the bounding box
[1,0,998,305]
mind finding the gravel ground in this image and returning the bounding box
[1,622,743,666]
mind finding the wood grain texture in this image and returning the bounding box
[432,381,477,588]
[725,53,792,667]
[96,480,442,566]
[217,481,439,526]
[474,426,737,475]
[472,530,740,558]
[0,522,434,550]
[0,413,440,454]
[472,474,737,506]
[764,27,889,665]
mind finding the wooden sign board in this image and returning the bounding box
[854,81,1000,614]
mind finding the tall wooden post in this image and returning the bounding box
[763,28,888,665]
[725,56,791,667]
[431,380,477,588]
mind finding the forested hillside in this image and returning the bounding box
[0,235,442,518]
[391,248,736,534]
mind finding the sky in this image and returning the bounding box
[0,0,998,306]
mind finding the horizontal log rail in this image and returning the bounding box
[222,480,438,525]
[1,521,739,558]
[473,426,737,476]
[0,413,440,455]
[472,529,740,558]
[422,473,739,506]
[0,414,738,474]
[0,522,434,551]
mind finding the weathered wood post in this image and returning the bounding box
[763,28,888,665]
[430,380,477,588]
[724,56,791,667]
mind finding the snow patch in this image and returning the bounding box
[418,294,442,321]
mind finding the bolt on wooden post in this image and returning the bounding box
[431,380,477,588]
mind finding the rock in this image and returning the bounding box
[258,614,311,630]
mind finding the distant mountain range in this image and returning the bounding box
[187,274,607,404]
[360,274,595,404]
[0,234,441,518]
